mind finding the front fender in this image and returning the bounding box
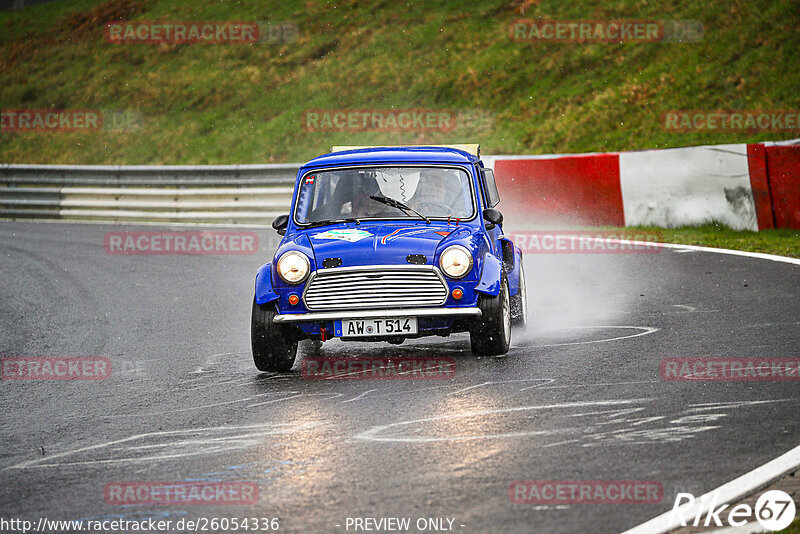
[475,253,502,296]
[505,244,523,297]
[254,263,279,305]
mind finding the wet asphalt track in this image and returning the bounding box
[1,221,799,534]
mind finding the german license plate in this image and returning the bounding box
[335,317,417,337]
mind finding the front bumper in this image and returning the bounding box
[273,307,482,323]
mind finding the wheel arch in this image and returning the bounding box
[504,241,523,297]
[254,263,279,305]
[475,253,502,296]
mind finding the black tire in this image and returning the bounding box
[251,300,298,372]
[510,265,528,329]
[470,275,511,356]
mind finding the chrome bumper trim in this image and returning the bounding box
[273,307,482,323]
[302,264,448,311]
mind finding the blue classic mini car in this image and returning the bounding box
[251,145,527,371]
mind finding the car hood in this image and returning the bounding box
[305,221,466,269]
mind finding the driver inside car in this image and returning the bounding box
[409,168,465,217]
[350,174,394,218]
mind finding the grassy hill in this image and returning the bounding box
[1,0,798,164]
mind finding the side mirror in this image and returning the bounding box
[272,214,289,236]
[483,208,503,230]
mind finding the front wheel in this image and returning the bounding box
[251,300,298,372]
[470,275,511,356]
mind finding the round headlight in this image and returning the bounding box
[277,251,310,284]
[439,245,472,279]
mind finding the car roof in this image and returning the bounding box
[302,146,480,168]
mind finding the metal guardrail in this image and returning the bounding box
[0,164,301,224]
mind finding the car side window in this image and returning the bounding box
[483,168,500,208]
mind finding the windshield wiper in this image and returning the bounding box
[303,217,361,228]
[369,195,430,224]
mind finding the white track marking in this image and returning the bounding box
[321,367,383,379]
[247,394,305,408]
[106,397,265,417]
[354,399,651,443]
[257,374,294,380]
[523,325,659,347]
[621,443,800,534]
[581,425,721,446]
[354,399,740,446]
[673,304,720,314]
[305,393,345,399]
[516,233,800,265]
[685,399,792,413]
[104,391,300,417]
[621,239,800,266]
[342,389,377,403]
[566,407,646,419]
[534,379,660,391]
[450,378,554,395]
[4,422,321,470]
[516,378,559,391]
[339,383,458,401]
[247,392,343,408]
[543,439,581,448]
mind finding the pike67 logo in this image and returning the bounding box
[673,489,796,531]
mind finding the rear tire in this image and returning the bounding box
[470,275,511,356]
[511,265,528,329]
[251,300,298,372]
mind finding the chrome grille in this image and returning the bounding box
[303,265,448,310]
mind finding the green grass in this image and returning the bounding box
[1,0,798,164]
[619,224,800,258]
[777,518,800,534]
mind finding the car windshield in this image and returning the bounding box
[294,166,474,224]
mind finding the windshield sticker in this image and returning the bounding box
[312,229,373,242]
